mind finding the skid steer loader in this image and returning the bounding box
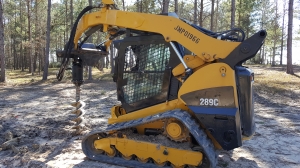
[56,0,266,167]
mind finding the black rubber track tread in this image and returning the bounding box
[82,109,217,168]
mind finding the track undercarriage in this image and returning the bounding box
[82,110,217,168]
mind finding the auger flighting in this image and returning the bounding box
[70,57,85,134]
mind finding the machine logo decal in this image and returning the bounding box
[180,86,235,108]
[200,98,219,106]
[174,25,200,44]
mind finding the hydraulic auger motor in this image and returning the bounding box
[55,5,108,135]
[56,42,108,135]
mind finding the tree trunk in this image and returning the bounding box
[110,43,114,74]
[0,0,5,82]
[105,56,109,69]
[7,38,11,69]
[174,0,178,14]
[70,0,73,26]
[88,0,93,80]
[286,0,294,74]
[20,27,24,71]
[231,0,235,29]
[20,12,24,72]
[272,0,278,66]
[34,0,38,72]
[65,0,68,41]
[262,44,265,64]
[272,46,276,66]
[14,2,17,70]
[43,0,51,80]
[215,0,219,31]
[13,36,16,70]
[136,0,139,12]
[280,1,286,65]
[200,0,203,26]
[193,0,197,24]
[162,0,170,13]
[136,0,143,12]
[27,0,33,75]
[38,48,41,74]
[238,0,241,27]
[210,0,215,31]
[122,0,125,10]
[13,44,17,70]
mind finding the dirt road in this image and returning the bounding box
[0,67,299,168]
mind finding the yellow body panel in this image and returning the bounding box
[178,63,239,107]
[108,99,188,124]
[94,137,203,167]
[74,9,240,61]
[102,0,114,4]
[172,55,207,77]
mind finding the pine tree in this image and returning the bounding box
[286,0,294,74]
[0,0,5,82]
[43,0,51,80]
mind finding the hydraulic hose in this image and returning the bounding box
[57,6,97,81]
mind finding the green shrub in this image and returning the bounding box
[49,62,61,68]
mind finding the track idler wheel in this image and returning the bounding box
[164,118,190,142]
[82,134,105,157]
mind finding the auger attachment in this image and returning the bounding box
[71,57,85,135]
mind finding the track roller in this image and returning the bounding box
[122,154,133,160]
[153,160,167,167]
[106,146,117,157]
[172,164,184,168]
[137,157,149,163]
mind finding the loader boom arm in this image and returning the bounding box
[73,4,240,62]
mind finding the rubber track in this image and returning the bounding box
[82,109,217,168]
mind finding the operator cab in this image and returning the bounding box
[113,33,181,113]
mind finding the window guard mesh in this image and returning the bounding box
[122,43,170,104]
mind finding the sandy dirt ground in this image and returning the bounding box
[0,67,299,168]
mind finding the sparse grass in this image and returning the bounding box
[100,90,106,95]
[3,65,299,95]
[3,68,60,86]
[91,68,113,81]
[249,65,300,95]
[1,67,114,86]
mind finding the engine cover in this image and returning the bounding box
[181,87,242,150]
